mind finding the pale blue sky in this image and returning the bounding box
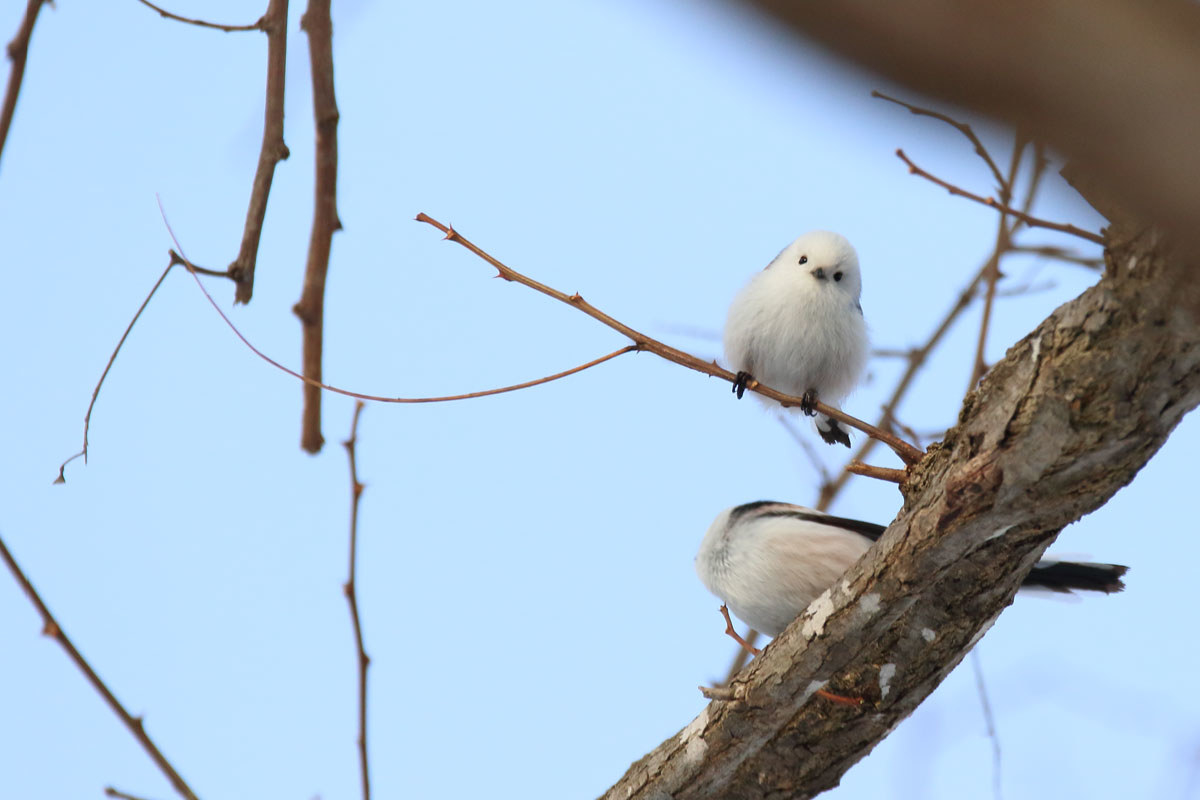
[2,2,1197,798]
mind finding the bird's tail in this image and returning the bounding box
[1023,560,1128,594]
[814,415,852,448]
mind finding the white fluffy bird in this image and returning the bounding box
[696,501,1128,643]
[724,231,868,446]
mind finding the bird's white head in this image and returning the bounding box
[768,230,862,305]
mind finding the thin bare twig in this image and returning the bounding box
[872,90,1007,193]
[896,148,1105,244]
[815,258,992,510]
[105,788,159,800]
[845,461,906,483]
[778,416,834,489]
[172,243,642,407]
[994,280,1056,298]
[1011,140,1049,236]
[176,249,639,401]
[1,0,49,171]
[871,347,917,359]
[415,214,925,466]
[342,401,371,800]
[55,262,176,483]
[970,137,1026,387]
[891,418,926,450]
[294,0,340,452]
[0,535,199,800]
[1010,244,1103,270]
[160,219,643,405]
[970,649,1003,800]
[230,0,290,304]
[134,0,262,32]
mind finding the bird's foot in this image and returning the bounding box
[732,371,756,400]
[800,389,819,416]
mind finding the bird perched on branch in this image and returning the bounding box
[696,501,1128,650]
[724,230,868,447]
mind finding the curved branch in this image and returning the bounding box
[56,262,176,483]
[134,0,262,32]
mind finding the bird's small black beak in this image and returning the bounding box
[811,267,827,280]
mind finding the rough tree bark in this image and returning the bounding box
[602,206,1200,797]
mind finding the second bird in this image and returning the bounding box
[724,230,868,446]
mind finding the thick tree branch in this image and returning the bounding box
[293,0,340,452]
[229,0,289,304]
[603,222,1200,797]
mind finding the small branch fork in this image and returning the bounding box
[414,214,925,467]
[0,0,50,171]
[871,90,1008,193]
[342,402,371,800]
[134,0,288,303]
[0,535,200,800]
[896,148,1104,245]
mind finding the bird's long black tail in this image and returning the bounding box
[1023,560,1128,594]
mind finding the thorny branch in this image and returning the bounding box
[0,0,49,171]
[342,402,371,800]
[230,0,290,304]
[294,0,341,452]
[414,213,925,466]
[134,0,262,32]
[0,535,200,800]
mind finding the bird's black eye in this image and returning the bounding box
[833,271,843,282]
[798,255,808,265]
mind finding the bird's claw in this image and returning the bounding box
[800,389,819,416]
[732,371,754,400]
